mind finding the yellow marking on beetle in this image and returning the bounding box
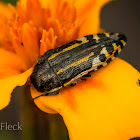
[118,48,121,53]
[81,39,88,44]
[57,52,94,74]
[64,47,120,87]
[92,55,101,67]
[100,47,108,55]
[104,33,110,37]
[112,43,118,50]
[102,45,119,61]
[77,37,87,41]
[48,39,89,60]
[93,35,100,41]
[115,33,119,36]
[112,43,122,57]
[121,40,126,46]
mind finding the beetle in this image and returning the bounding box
[30,33,127,99]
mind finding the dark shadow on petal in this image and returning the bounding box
[130,137,140,140]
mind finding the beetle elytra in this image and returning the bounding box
[30,33,127,99]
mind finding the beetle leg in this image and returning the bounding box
[55,90,60,95]
[82,74,91,77]
[45,90,60,96]
[81,78,87,81]
[69,83,76,87]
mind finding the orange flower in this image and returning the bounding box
[0,0,109,110]
[0,0,140,140]
[33,58,140,140]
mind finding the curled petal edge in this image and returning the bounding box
[0,67,33,110]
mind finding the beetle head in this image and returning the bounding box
[30,56,61,92]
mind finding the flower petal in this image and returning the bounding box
[0,48,28,78]
[32,58,140,140]
[40,29,57,56]
[75,0,110,36]
[0,4,13,47]
[0,2,12,18]
[0,67,33,110]
[21,23,40,63]
[31,86,58,114]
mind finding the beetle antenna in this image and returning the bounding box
[32,93,49,100]
[32,90,60,100]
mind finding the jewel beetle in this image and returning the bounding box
[30,33,127,99]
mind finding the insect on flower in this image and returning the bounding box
[30,33,127,99]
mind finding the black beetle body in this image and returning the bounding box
[30,33,127,98]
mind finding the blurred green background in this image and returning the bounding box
[2,0,17,5]
[0,0,140,140]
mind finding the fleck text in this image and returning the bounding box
[0,122,22,131]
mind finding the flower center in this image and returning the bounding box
[2,0,82,73]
